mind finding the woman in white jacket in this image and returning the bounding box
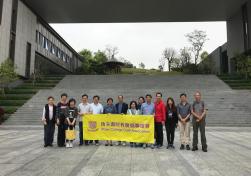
[127,101,140,147]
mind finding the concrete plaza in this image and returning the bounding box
[0,126,250,176]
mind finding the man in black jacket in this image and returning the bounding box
[115,95,128,146]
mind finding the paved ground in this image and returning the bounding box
[0,126,250,176]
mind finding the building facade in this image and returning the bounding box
[209,1,251,74]
[0,0,83,78]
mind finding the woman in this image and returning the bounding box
[103,98,117,146]
[64,98,78,148]
[42,96,57,147]
[165,97,178,149]
[127,101,140,147]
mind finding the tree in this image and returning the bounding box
[159,57,166,72]
[198,51,215,74]
[158,65,164,72]
[0,59,18,95]
[105,45,119,61]
[185,30,208,65]
[93,50,108,64]
[162,48,177,71]
[139,62,145,69]
[233,53,251,80]
[179,47,192,67]
[79,49,93,74]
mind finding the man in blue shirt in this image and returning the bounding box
[140,94,155,149]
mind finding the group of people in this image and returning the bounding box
[42,91,208,152]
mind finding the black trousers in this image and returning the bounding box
[57,123,66,147]
[79,121,93,145]
[155,122,163,146]
[165,121,176,145]
[44,120,55,146]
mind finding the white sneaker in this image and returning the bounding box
[70,142,73,148]
[122,142,126,146]
[66,142,70,148]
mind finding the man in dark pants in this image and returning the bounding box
[154,92,166,149]
[56,93,68,147]
[115,95,128,146]
[191,91,208,152]
[42,96,57,147]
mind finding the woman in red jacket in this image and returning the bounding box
[154,92,166,148]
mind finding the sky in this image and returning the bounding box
[50,22,227,69]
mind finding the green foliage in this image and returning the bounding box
[233,53,251,80]
[198,52,215,74]
[0,59,18,95]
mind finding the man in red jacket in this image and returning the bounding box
[154,92,166,148]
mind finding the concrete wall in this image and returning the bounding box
[209,47,221,74]
[14,0,37,76]
[226,7,245,73]
[0,0,12,63]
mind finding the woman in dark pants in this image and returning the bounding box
[165,97,178,149]
[42,96,57,147]
[65,98,78,148]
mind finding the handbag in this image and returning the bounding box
[65,127,76,140]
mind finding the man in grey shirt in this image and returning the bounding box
[191,91,207,152]
[177,93,191,150]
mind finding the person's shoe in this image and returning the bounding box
[95,143,100,146]
[192,146,198,151]
[66,143,70,148]
[70,142,73,148]
[157,144,162,149]
[151,144,155,149]
[105,143,109,146]
[143,144,147,149]
[170,144,175,149]
[79,143,83,146]
[110,143,113,146]
[186,145,190,150]
[122,142,126,146]
[48,144,53,147]
[116,141,121,146]
[202,147,208,152]
[44,144,48,148]
[180,144,185,150]
[166,145,170,149]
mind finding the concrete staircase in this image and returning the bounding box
[3,75,251,126]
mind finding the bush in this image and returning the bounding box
[182,63,199,74]
[0,107,4,122]
[0,100,27,106]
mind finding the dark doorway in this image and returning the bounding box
[221,51,229,74]
[25,42,31,78]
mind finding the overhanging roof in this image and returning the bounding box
[23,0,247,23]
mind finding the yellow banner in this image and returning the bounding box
[83,114,154,143]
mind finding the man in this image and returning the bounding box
[115,95,128,146]
[191,91,208,152]
[78,94,93,146]
[154,92,166,149]
[90,95,103,146]
[56,93,68,147]
[137,96,145,110]
[140,94,155,149]
[42,96,57,147]
[177,93,191,150]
